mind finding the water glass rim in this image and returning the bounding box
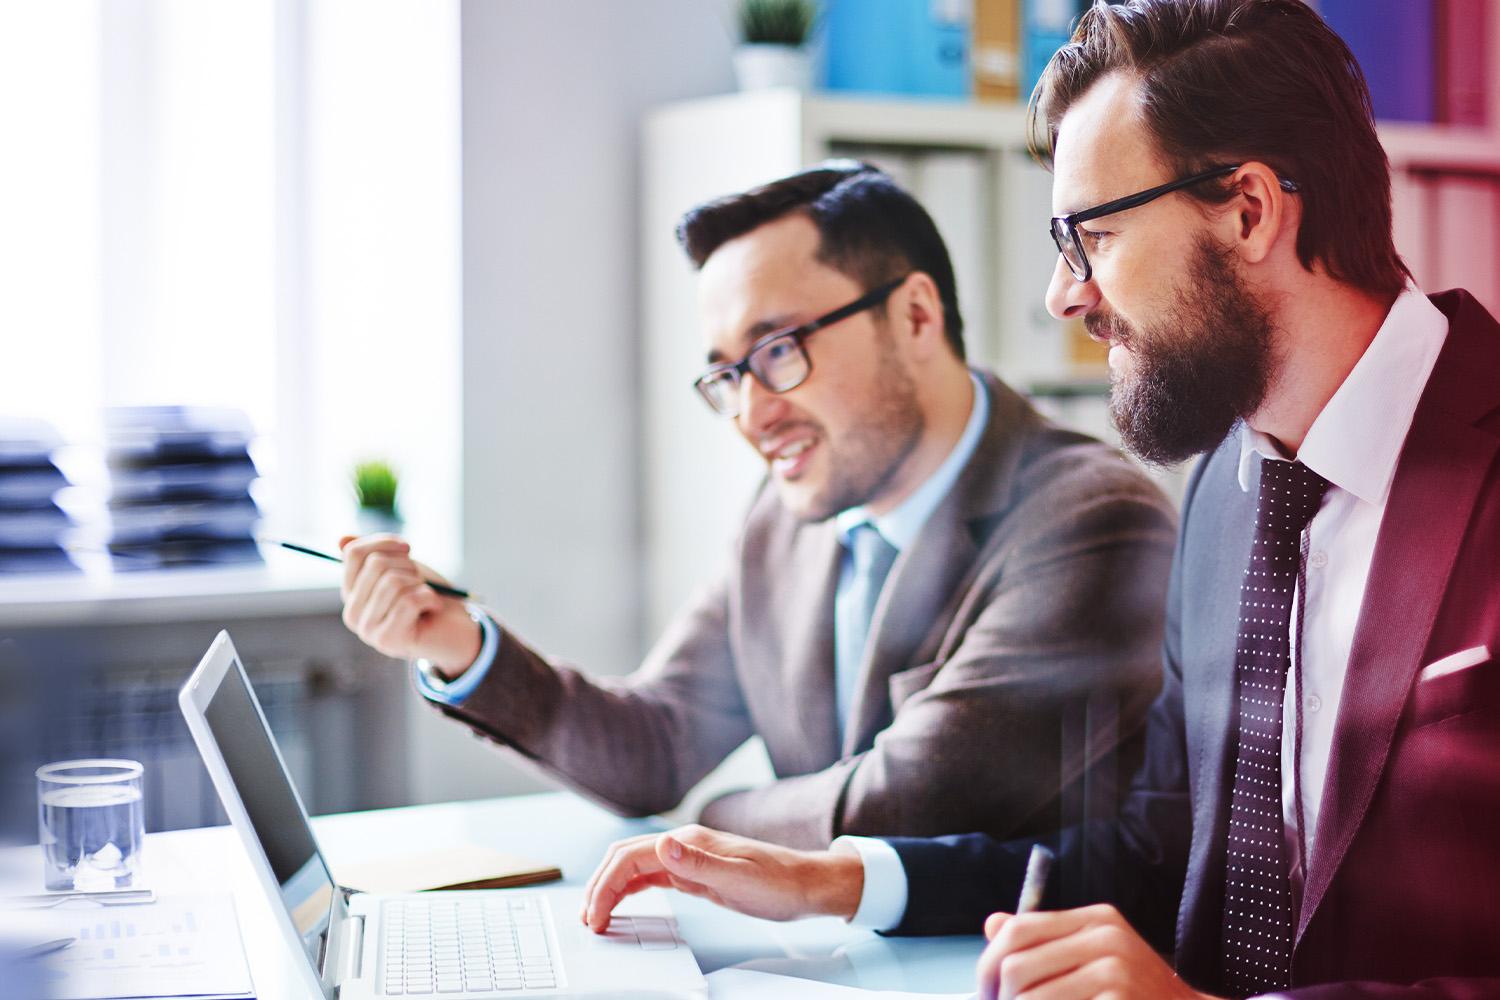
[36,759,144,784]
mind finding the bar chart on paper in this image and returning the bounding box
[38,894,252,1000]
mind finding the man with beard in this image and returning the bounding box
[577,1,1500,997]
[339,162,1177,849]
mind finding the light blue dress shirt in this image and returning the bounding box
[412,602,502,704]
[831,373,990,734]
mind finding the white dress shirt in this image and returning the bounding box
[845,284,1449,931]
[1244,284,1447,894]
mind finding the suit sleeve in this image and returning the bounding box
[427,572,757,818]
[701,456,1178,850]
[874,454,1209,946]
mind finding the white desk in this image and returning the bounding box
[83,792,983,996]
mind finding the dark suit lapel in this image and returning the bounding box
[1176,437,1258,971]
[841,372,1030,756]
[1297,292,1500,944]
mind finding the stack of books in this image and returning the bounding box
[0,419,78,574]
[105,407,263,570]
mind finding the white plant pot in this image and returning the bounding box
[733,43,812,93]
[356,507,404,537]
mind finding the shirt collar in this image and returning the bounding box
[1237,283,1448,504]
[835,372,989,551]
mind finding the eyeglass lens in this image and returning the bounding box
[1051,218,1088,281]
[698,332,811,417]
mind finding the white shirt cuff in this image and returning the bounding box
[412,603,499,706]
[831,835,909,932]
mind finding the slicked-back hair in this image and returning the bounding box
[676,161,966,360]
[1029,0,1410,298]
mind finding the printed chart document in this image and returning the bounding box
[708,967,974,999]
[35,894,252,1000]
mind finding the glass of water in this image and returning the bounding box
[36,759,145,891]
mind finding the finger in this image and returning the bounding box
[1010,954,1129,1000]
[585,840,670,933]
[368,580,444,654]
[980,907,1120,1000]
[977,935,1005,1000]
[354,563,425,637]
[992,904,1121,958]
[584,870,677,932]
[581,834,660,923]
[339,535,410,600]
[344,551,414,634]
[996,925,1122,1000]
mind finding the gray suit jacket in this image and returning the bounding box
[435,370,1177,848]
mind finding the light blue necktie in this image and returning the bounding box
[834,522,899,740]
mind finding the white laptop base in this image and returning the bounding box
[178,630,704,999]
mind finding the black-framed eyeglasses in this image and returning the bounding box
[693,275,909,418]
[1050,164,1300,283]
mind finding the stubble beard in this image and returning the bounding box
[1103,237,1278,467]
[791,330,926,523]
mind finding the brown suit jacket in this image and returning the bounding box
[435,370,1177,848]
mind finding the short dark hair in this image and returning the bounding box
[676,161,966,360]
[1029,0,1410,298]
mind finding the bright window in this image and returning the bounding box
[0,1,461,571]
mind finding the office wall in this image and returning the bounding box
[405,0,738,804]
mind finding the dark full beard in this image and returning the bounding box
[800,329,925,522]
[1106,238,1276,466]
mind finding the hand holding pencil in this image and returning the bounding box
[973,845,1214,1000]
[328,533,487,676]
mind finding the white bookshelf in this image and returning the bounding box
[639,90,1500,635]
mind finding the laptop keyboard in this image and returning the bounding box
[380,895,561,995]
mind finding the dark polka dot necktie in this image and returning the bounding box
[1221,457,1330,997]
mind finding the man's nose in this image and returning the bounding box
[735,372,787,437]
[1044,254,1101,321]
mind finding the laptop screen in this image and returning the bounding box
[201,653,335,973]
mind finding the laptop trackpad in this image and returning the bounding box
[599,916,679,951]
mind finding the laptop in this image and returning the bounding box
[179,630,706,999]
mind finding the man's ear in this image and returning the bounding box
[1226,161,1295,266]
[899,271,948,360]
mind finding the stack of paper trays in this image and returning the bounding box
[0,418,78,574]
[104,406,263,570]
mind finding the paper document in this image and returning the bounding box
[708,968,974,999]
[334,843,562,893]
[33,894,252,1000]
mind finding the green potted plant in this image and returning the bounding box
[734,0,817,92]
[352,459,402,534]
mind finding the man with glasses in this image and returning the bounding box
[577,1,1500,997]
[339,161,1176,849]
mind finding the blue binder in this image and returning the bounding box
[1320,0,1436,123]
[822,0,971,98]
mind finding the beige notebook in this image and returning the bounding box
[334,844,563,894]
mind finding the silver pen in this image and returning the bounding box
[2,888,156,909]
[1015,844,1055,914]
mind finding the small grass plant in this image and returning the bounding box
[738,0,816,46]
[352,459,399,513]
